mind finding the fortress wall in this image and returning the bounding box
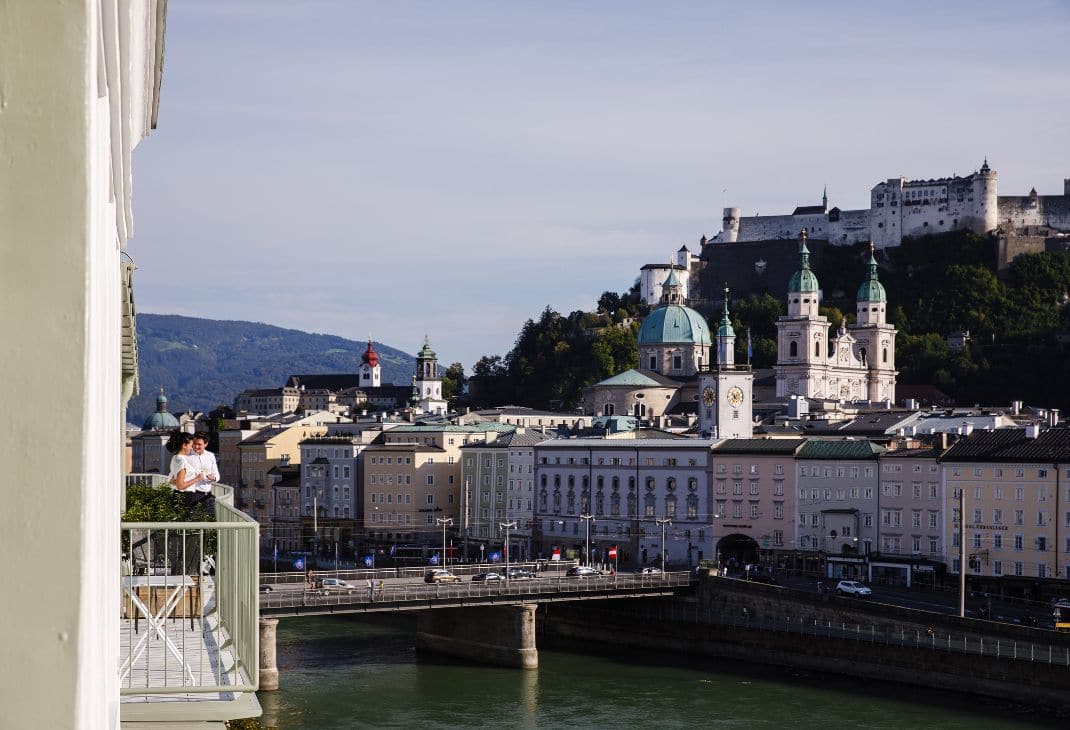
[737,213,828,242]
[998,195,1070,232]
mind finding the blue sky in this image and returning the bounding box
[133,0,1070,372]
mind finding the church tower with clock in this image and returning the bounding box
[698,287,754,439]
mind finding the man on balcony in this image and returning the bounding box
[189,431,220,513]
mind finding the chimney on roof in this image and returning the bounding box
[960,421,974,437]
[938,432,949,451]
[280,454,290,466]
[1012,400,1022,416]
[1050,409,1060,428]
[1025,423,1041,439]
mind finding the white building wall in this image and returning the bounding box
[0,3,164,728]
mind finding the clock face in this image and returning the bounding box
[702,387,715,406]
[727,386,744,408]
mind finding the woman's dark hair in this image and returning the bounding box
[166,431,194,455]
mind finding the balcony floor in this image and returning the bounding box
[119,578,260,724]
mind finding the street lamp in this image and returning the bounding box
[500,520,517,577]
[656,517,672,573]
[580,513,595,567]
[436,516,453,567]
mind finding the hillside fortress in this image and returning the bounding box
[639,161,1070,306]
[712,160,1070,249]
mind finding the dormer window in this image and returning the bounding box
[649,354,657,370]
[672,355,683,370]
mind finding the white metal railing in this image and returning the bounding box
[121,475,259,699]
[259,571,692,611]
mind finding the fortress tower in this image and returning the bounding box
[974,158,998,233]
[721,207,741,243]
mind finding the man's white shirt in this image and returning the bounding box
[188,450,220,493]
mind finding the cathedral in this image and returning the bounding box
[774,230,897,402]
[586,229,897,432]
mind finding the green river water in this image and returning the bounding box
[255,615,1061,729]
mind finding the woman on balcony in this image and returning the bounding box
[166,432,200,493]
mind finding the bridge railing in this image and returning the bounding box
[620,600,1070,668]
[120,474,260,706]
[259,571,693,611]
[260,560,580,585]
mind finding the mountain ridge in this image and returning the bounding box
[131,314,416,425]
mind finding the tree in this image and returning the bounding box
[442,362,466,400]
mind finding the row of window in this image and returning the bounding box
[954,485,1056,502]
[718,480,785,496]
[538,456,703,467]
[880,536,940,555]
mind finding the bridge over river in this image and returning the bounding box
[256,570,696,686]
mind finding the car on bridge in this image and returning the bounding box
[425,569,462,584]
[318,578,356,594]
[506,568,535,580]
[638,567,663,575]
[471,571,503,582]
[835,580,872,597]
[567,566,603,578]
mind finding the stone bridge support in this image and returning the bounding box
[416,604,538,669]
[259,617,280,691]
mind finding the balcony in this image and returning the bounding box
[120,474,261,724]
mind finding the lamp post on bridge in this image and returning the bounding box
[500,520,517,577]
[436,516,453,567]
[580,513,595,567]
[656,517,672,573]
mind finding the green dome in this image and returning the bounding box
[789,235,820,293]
[142,390,179,430]
[638,305,712,345]
[789,268,820,293]
[857,246,886,303]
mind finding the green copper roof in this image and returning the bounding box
[662,268,682,288]
[417,335,436,359]
[797,439,886,460]
[788,236,820,293]
[638,304,712,345]
[592,369,674,388]
[856,246,887,303]
[717,288,735,338]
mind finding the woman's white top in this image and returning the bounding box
[169,454,194,484]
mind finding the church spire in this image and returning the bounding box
[822,185,828,211]
[716,284,736,366]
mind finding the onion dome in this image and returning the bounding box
[856,243,887,303]
[361,339,380,367]
[788,229,820,294]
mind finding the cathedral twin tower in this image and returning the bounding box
[773,230,897,403]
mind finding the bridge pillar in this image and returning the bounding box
[416,604,538,669]
[259,617,280,691]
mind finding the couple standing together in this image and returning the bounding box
[166,431,219,514]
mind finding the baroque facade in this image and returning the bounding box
[774,232,897,403]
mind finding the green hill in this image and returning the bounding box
[130,314,415,425]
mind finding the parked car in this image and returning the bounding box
[471,571,503,582]
[639,566,664,575]
[506,567,535,580]
[747,573,778,586]
[567,566,602,578]
[835,580,872,597]
[424,569,461,584]
[318,578,356,594]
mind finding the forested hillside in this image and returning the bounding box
[466,232,1070,412]
[130,315,415,425]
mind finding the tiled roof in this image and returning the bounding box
[459,429,549,449]
[389,423,516,433]
[882,447,941,459]
[536,438,715,449]
[797,439,886,460]
[286,374,361,390]
[941,428,1070,463]
[713,438,806,455]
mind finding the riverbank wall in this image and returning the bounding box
[538,576,1070,712]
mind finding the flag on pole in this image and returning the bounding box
[747,327,753,364]
[608,546,618,559]
[551,548,561,561]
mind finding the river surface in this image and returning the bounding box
[256,615,1060,729]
